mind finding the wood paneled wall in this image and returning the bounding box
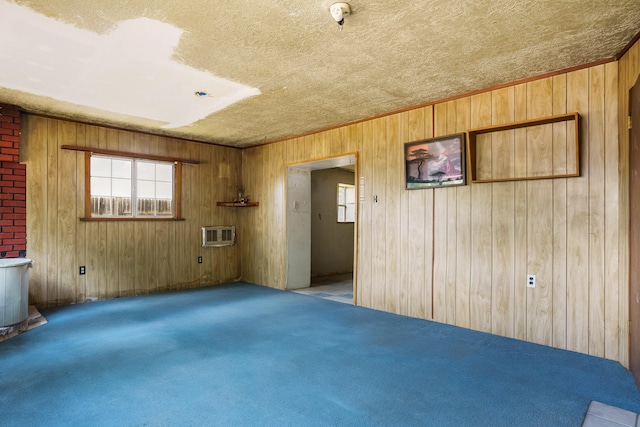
[24,115,242,307]
[240,59,630,365]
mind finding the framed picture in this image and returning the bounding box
[404,133,466,189]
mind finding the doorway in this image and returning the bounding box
[285,154,357,305]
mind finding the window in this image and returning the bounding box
[89,155,176,218]
[337,183,356,223]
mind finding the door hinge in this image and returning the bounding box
[629,115,633,130]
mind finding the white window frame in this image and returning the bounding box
[337,183,356,223]
[87,154,179,220]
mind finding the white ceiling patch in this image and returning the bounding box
[0,2,261,128]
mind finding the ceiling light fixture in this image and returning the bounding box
[329,2,351,27]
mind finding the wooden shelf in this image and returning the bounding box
[467,112,580,183]
[216,202,259,207]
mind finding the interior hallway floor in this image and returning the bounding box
[290,272,353,304]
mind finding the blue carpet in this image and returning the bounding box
[1,283,639,426]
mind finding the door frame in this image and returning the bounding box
[628,75,640,389]
[284,153,359,304]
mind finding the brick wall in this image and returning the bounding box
[0,103,26,258]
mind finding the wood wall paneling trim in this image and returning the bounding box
[61,144,201,164]
[467,113,581,182]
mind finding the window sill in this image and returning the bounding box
[80,217,185,222]
[216,202,259,207]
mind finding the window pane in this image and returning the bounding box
[338,185,346,204]
[91,197,112,216]
[112,159,132,179]
[91,157,112,177]
[136,198,155,216]
[114,197,132,216]
[137,162,155,180]
[137,180,155,198]
[112,178,131,197]
[346,186,356,204]
[91,177,111,197]
[337,183,355,223]
[346,204,355,222]
[156,163,173,182]
[157,199,173,216]
[156,181,173,199]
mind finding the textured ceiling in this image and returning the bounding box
[0,0,638,148]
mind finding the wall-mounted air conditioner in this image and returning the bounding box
[201,226,235,248]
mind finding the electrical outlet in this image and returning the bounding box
[79,266,86,275]
[527,274,536,288]
[198,256,203,264]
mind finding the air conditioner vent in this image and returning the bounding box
[202,226,235,248]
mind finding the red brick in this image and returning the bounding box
[4,200,25,207]
[0,168,24,176]
[0,148,19,156]
[3,251,20,258]
[2,214,23,220]
[0,128,12,136]
[0,109,20,118]
[0,141,13,148]
[1,135,20,144]
[0,116,14,123]
[0,194,11,200]
[4,187,25,194]
[5,181,26,188]
[5,174,25,181]
[2,227,24,233]
[0,220,13,226]
[0,233,14,239]
[14,233,26,239]
[14,220,26,227]
[3,123,19,131]
[12,245,26,252]
[5,238,25,245]
[0,246,12,252]
[0,154,13,162]
[5,163,25,170]
[13,208,25,214]
[0,207,12,213]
